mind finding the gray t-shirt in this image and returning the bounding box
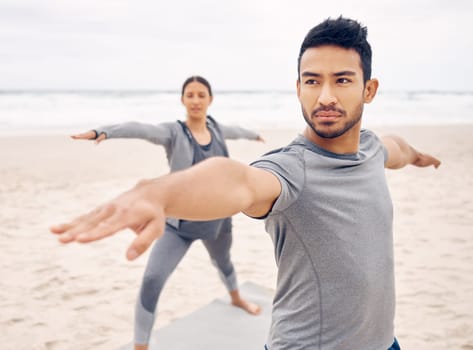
[252,129,395,350]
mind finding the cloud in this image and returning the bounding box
[1,0,472,91]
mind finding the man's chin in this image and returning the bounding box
[315,131,342,139]
[313,125,342,139]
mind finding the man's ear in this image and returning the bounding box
[364,78,379,104]
[296,79,301,100]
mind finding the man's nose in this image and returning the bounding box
[318,84,337,106]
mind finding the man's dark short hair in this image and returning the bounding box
[297,16,372,83]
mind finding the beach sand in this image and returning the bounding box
[1,125,472,350]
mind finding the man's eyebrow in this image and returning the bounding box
[333,71,356,77]
[301,71,321,77]
[301,70,357,77]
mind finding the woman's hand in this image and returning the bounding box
[71,130,107,144]
[256,135,266,143]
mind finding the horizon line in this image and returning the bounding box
[0,89,472,95]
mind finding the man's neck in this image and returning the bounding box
[303,125,361,154]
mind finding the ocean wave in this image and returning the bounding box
[0,90,471,133]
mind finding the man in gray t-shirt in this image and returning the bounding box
[52,17,441,350]
[252,131,394,349]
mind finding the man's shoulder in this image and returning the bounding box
[251,137,306,170]
[360,128,380,142]
[267,135,309,155]
[360,128,384,151]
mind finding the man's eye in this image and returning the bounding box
[337,78,351,84]
[305,79,318,85]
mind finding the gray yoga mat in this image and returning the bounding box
[118,281,273,349]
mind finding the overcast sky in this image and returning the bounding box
[1,0,472,91]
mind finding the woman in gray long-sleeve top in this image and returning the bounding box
[71,76,263,350]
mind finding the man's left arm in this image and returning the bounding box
[381,135,441,169]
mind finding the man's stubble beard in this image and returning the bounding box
[302,103,364,139]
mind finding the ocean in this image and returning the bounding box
[0,90,472,135]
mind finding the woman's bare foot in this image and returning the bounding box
[229,290,262,315]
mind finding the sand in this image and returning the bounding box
[1,125,472,350]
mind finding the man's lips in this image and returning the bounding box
[313,111,341,122]
[315,111,341,118]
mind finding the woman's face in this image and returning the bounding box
[181,81,213,120]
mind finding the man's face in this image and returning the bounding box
[297,45,377,140]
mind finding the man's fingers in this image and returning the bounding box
[50,189,165,260]
[50,211,97,240]
[126,220,164,261]
[50,208,98,234]
[50,223,70,234]
[53,204,116,243]
[75,208,129,243]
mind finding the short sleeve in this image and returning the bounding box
[251,148,305,215]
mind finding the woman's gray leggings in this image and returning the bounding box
[134,225,238,345]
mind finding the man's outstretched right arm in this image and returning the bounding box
[50,157,281,260]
